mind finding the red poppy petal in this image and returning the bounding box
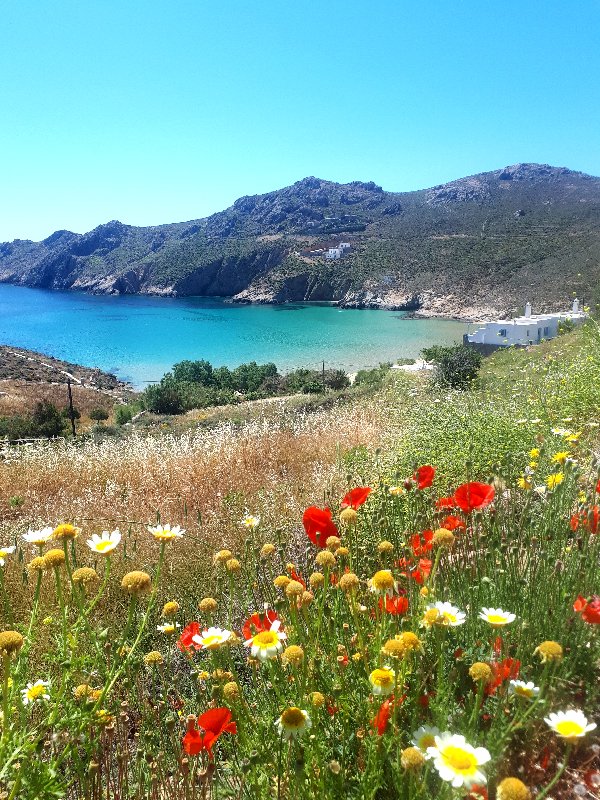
[341,486,372,509]
[453,482,495,513]
[183,729,203,755]
[302,506,338,547]
[198,707,232,735]
[414,465,435,490]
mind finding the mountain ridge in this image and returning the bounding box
[2,162,600,319]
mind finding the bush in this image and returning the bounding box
[31,401,67,438]
[143,381,185,415]
[89,407,109,422]
[422,344,482,389]
[114,406,134,426]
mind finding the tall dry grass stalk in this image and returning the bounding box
[1,398,384,603]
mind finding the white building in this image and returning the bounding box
[465,299,586,348]
[339,242,352,251]
[325,247,343,260]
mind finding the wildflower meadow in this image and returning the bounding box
[1,327,599,799]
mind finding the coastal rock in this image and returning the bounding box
[1,163,599,320]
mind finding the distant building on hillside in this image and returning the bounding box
[464,299,587,351]
[325,247,343,260]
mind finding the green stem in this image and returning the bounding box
[536,744,572,800]
[1,654,10,747]
[0,569,14,626]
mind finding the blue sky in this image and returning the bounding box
[1,0,599,241]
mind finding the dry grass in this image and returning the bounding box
[0,394,386,608]
[0,379,114,418]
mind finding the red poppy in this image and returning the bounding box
[485,657,520,696]
[396,557,432,585]
[341,486,372,510]
[371,694,406,735]
[493,636,503,657]
[287,567,306,588]
[596,479,600,493]
[574,595,600,624]
[414,465,435,490]
[183,708,237,756]
[453,482,495,514]
[411,530,434,557]
[241,610,280,641]
[178,622,202,653]
[441,514,466,531]
[326,702,339,717]
[466,786,489,800]
[570,506,599,533]
[302,506,339,547]
[436,496,456,509]
[378,594,409,615]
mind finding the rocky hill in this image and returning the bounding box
[1,163,600,319]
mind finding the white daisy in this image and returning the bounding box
[411,725,441,757]
[192,626,232,650]
[369,666,395,696]
[147,524,185,542]
[275,707,311,739]
[241,515,260,529]
[86,529,121,555]
[21,527,54,548]
[544,710,596,740]
[21,679,51,705]
[0,545,16,567]
[157,622,181,635]
[428,732,491,789]
[508,680,540,700]
[479,607,516,627]
[244,619,286,662]
[423,601,466,627]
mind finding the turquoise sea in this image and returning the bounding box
[0,284,466,389]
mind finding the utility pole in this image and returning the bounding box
[67,380,76,437]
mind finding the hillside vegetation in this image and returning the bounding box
[1,164,600,318]
[0,327,599,798]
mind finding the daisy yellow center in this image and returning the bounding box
[555,720,584,737]
[253,630,279,648]
[0,550,7,559]
[441,745,477,773]
[372,571,394,590]
[418,734,436,749]
[281,707,305,728]
[441,611,457,624]
[154,530,175,540]
[514,686,533,698]
[202,634,223,647]
[487,614,508,625]
[371,669,394,688]
[94,540,114,552]
[27,685,47,701]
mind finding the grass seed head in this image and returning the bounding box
[198,597,218,613]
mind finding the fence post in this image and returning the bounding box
[67,380,77,437]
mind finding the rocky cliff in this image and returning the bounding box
[2,164,599,319]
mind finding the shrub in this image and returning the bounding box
[31,401,66,438]
[143,381,185,415]
[89,407,109,422]
[422,344,482,389]
[114,406,133,426]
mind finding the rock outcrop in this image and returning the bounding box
[1,164,600,318]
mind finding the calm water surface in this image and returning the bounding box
[0,284,466,388]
